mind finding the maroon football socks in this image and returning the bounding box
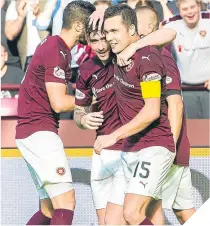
[26,210,51,225]
[50,209,74,225]
[139,217,154,225]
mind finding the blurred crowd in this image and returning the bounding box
[1,0,210,118]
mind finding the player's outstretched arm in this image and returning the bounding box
[137,28,176,47]
[117,28,176,66]
[166,94,183,144]
[46,82,75,113]
[74,105,104,130]
[94,97,161,154]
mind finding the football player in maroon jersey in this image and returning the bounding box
[15,1,95,225]
[94,4,176,225]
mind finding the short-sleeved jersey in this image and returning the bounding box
[16,35,71,139]
[114,46,175,152]
[163,12,210,84]
[75,56,122,150]
[161,48,190,166]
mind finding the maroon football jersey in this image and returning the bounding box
[114,46,175,153]
[161,48,190,166]
[75,56,122,150]
[16,36,71,139]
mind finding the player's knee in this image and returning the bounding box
[50,186,76,211]
[146,199,164,225]
[104,212,119,225]
[173,208,195,224]
[40,199,54,218]
[104,213,111,225]
[173,209,186,224]
[123,206,140,224]
[96,209,106,225]
[97,216,106,226]
[53,194,76,210]
[123,199,149,224]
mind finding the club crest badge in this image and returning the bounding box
[126,60,134,72]
[200,30,207,37]
[56,167,66,176]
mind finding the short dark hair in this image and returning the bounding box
[135,6,160,31]
[104,4,138,31]
[62,1,96,29]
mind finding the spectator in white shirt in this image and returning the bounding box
[5,0,49,71]
[163,0,210,118]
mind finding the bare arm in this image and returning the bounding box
[5,17,25,40]
[35,0,57,30]
[5,0,27,41]
[94,98,160,153]
[117,28,177,66]
[111,98,160,140]
[167,94,183,144]
[46,82,75,113]
[74,105,91,129]
[74,105,104,130]
[133,28,176,49]
[157,0,174,21]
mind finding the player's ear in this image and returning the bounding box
[148,23,154,34]
[129,24,136,36]
[73,21,84,33]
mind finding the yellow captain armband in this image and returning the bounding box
[140,81,161,99]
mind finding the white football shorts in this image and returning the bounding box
[16,131,73,199]
[91,149,126,209]
[122,146,175,199]
[162,164,194,210]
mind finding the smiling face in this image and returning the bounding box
[178,0,201,29]
[104,15,133,54]
[88,31,111,62]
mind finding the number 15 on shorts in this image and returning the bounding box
[133,161,151,179]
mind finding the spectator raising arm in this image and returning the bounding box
[35,0,57,30]
[156,0,174,20]
[5,0,27,40]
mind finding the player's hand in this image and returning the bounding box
[89,9,105,31]
[117,43,137,66]
[81,111,104,130]
[31,1,40,17]
[17,0,27,19]
[204,79,210,90]
[94,134,117,155]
